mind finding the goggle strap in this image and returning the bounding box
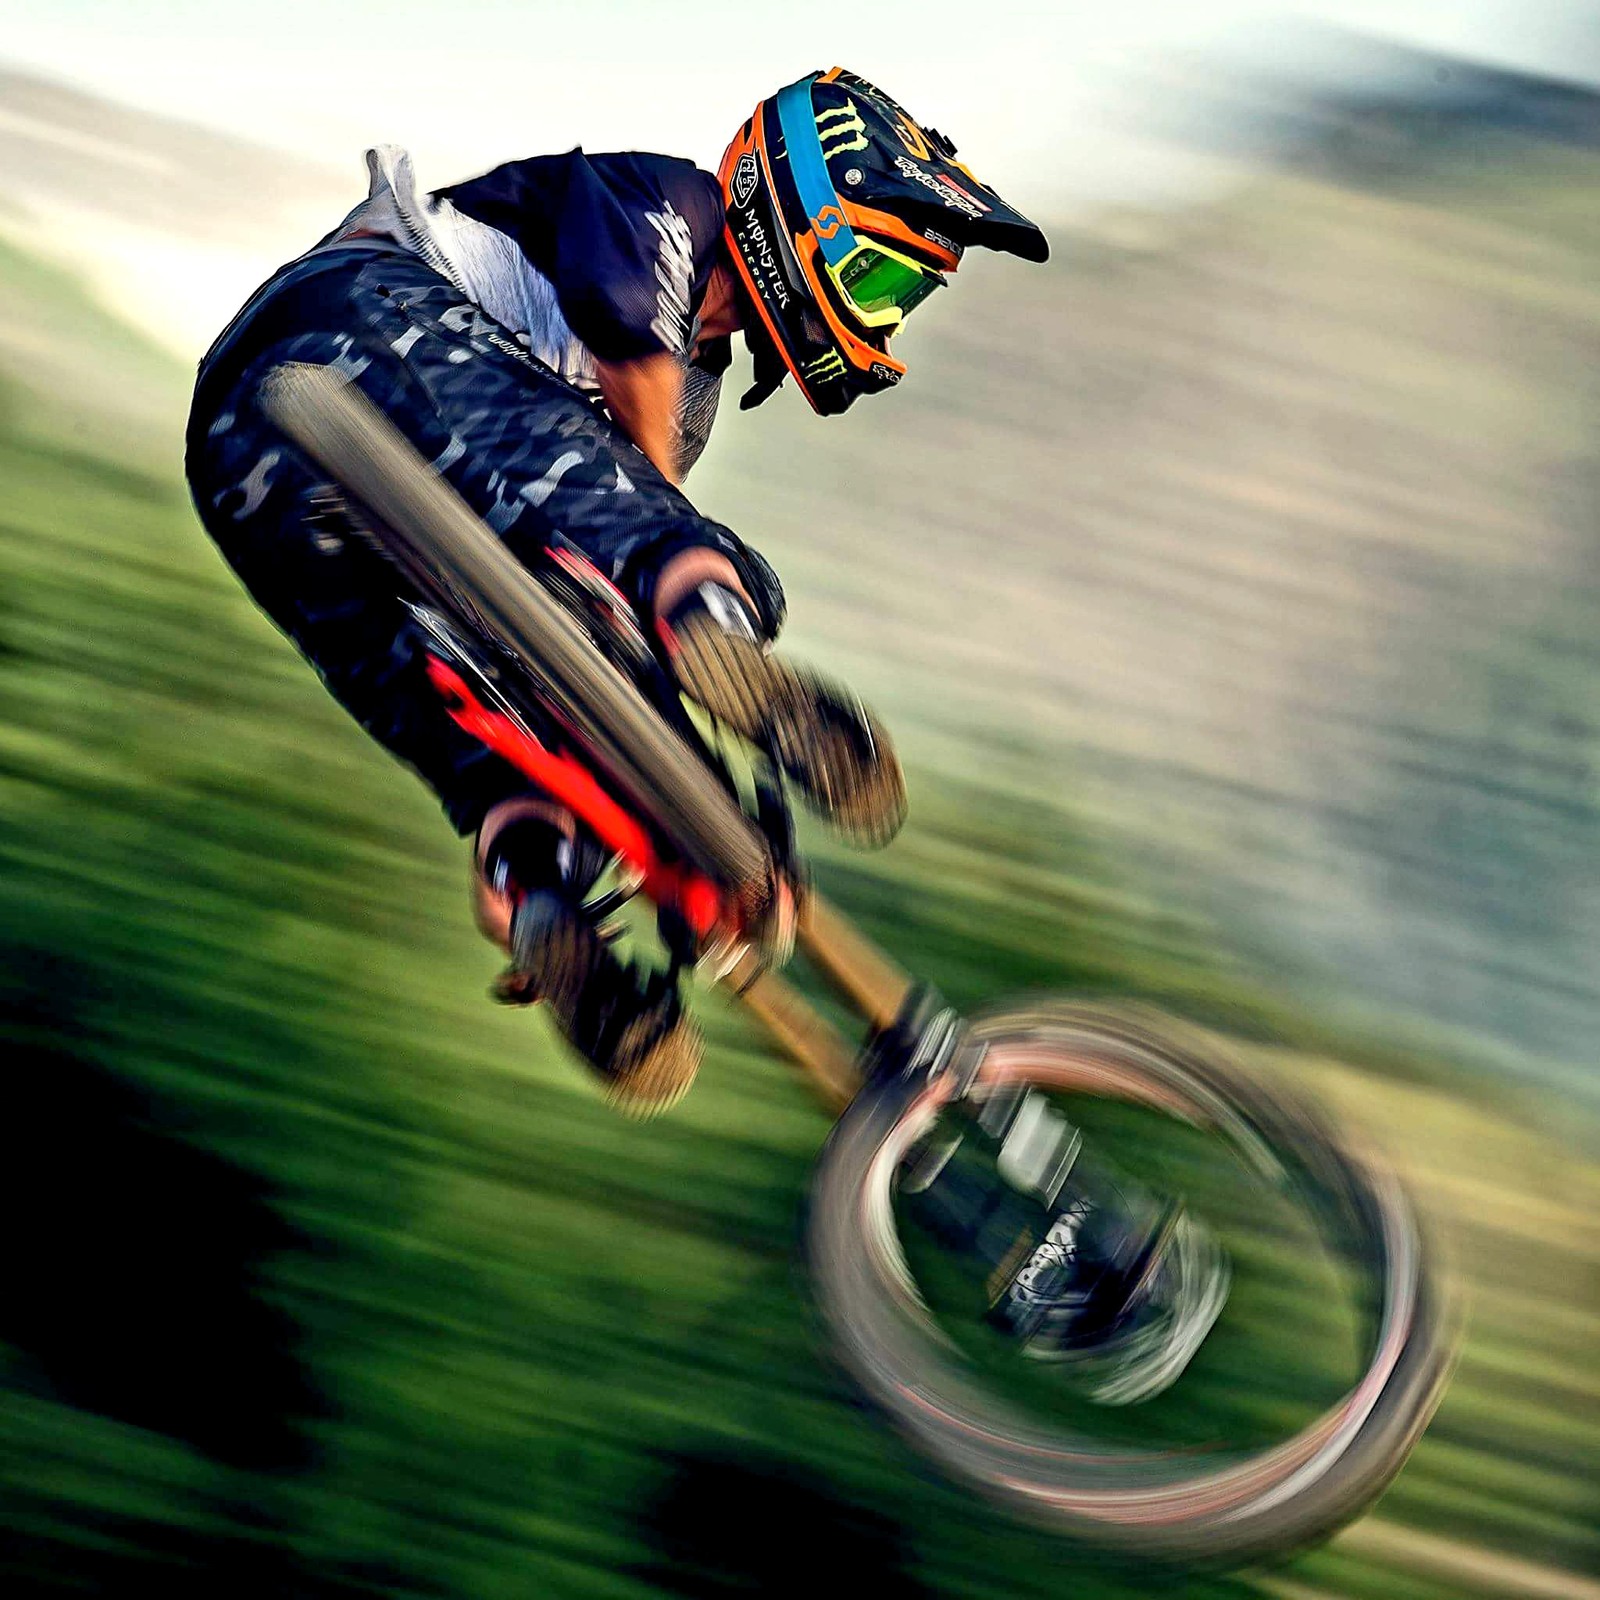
[775,75,858,270]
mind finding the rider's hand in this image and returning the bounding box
[596,352,684,485]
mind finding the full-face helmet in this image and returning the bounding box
[720,68,1049,414]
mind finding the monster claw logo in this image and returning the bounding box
[816,100,868,159]
[803,350,847,383]
[813,205,846,240]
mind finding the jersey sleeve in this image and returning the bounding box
[436,150,725,363]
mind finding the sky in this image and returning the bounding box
[2,0,1595,356]
[1,0,1596,200]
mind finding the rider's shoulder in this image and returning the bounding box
[566,149,720,204]
[440,148,717,223]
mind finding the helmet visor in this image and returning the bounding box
[831,240,945,330]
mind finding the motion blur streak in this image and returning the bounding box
[0,22,1596,1600]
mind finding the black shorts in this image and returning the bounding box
[185,245,783,835]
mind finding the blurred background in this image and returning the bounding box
[2,2,1598,1595]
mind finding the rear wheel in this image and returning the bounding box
[806,1003,1454,1564]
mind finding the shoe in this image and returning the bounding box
[502,890,703,1118]
[662,583,906,847]
[479,807,704,1117]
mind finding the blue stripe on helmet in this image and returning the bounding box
[775,74,858,269]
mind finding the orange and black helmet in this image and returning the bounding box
[719,68,1048,415]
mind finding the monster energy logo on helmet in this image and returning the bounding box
[803,349,848,382]
[815,100,867,158]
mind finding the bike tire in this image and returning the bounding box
[806,1003,1454,1565]
[258,361,771,902]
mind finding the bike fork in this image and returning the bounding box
[726,892,918,1111]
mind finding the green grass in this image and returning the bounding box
[0,228,1596,1600]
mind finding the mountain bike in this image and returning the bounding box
[260,362,1454,1566]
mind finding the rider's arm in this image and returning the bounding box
[595,351,684,484]
[435,152,724,483]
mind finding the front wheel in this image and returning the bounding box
[805,1004,1454,1565]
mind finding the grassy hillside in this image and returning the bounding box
[0,231,189,463]
[0,170,1596,1600]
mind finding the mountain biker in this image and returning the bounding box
[185,68,1048,1115]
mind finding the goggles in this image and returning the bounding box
[831,238,944,330]
[776,74,945,337]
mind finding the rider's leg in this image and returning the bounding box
[189,283,712,1113]
[185,246,889,1114]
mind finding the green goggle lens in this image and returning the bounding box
[837,247,944,319]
